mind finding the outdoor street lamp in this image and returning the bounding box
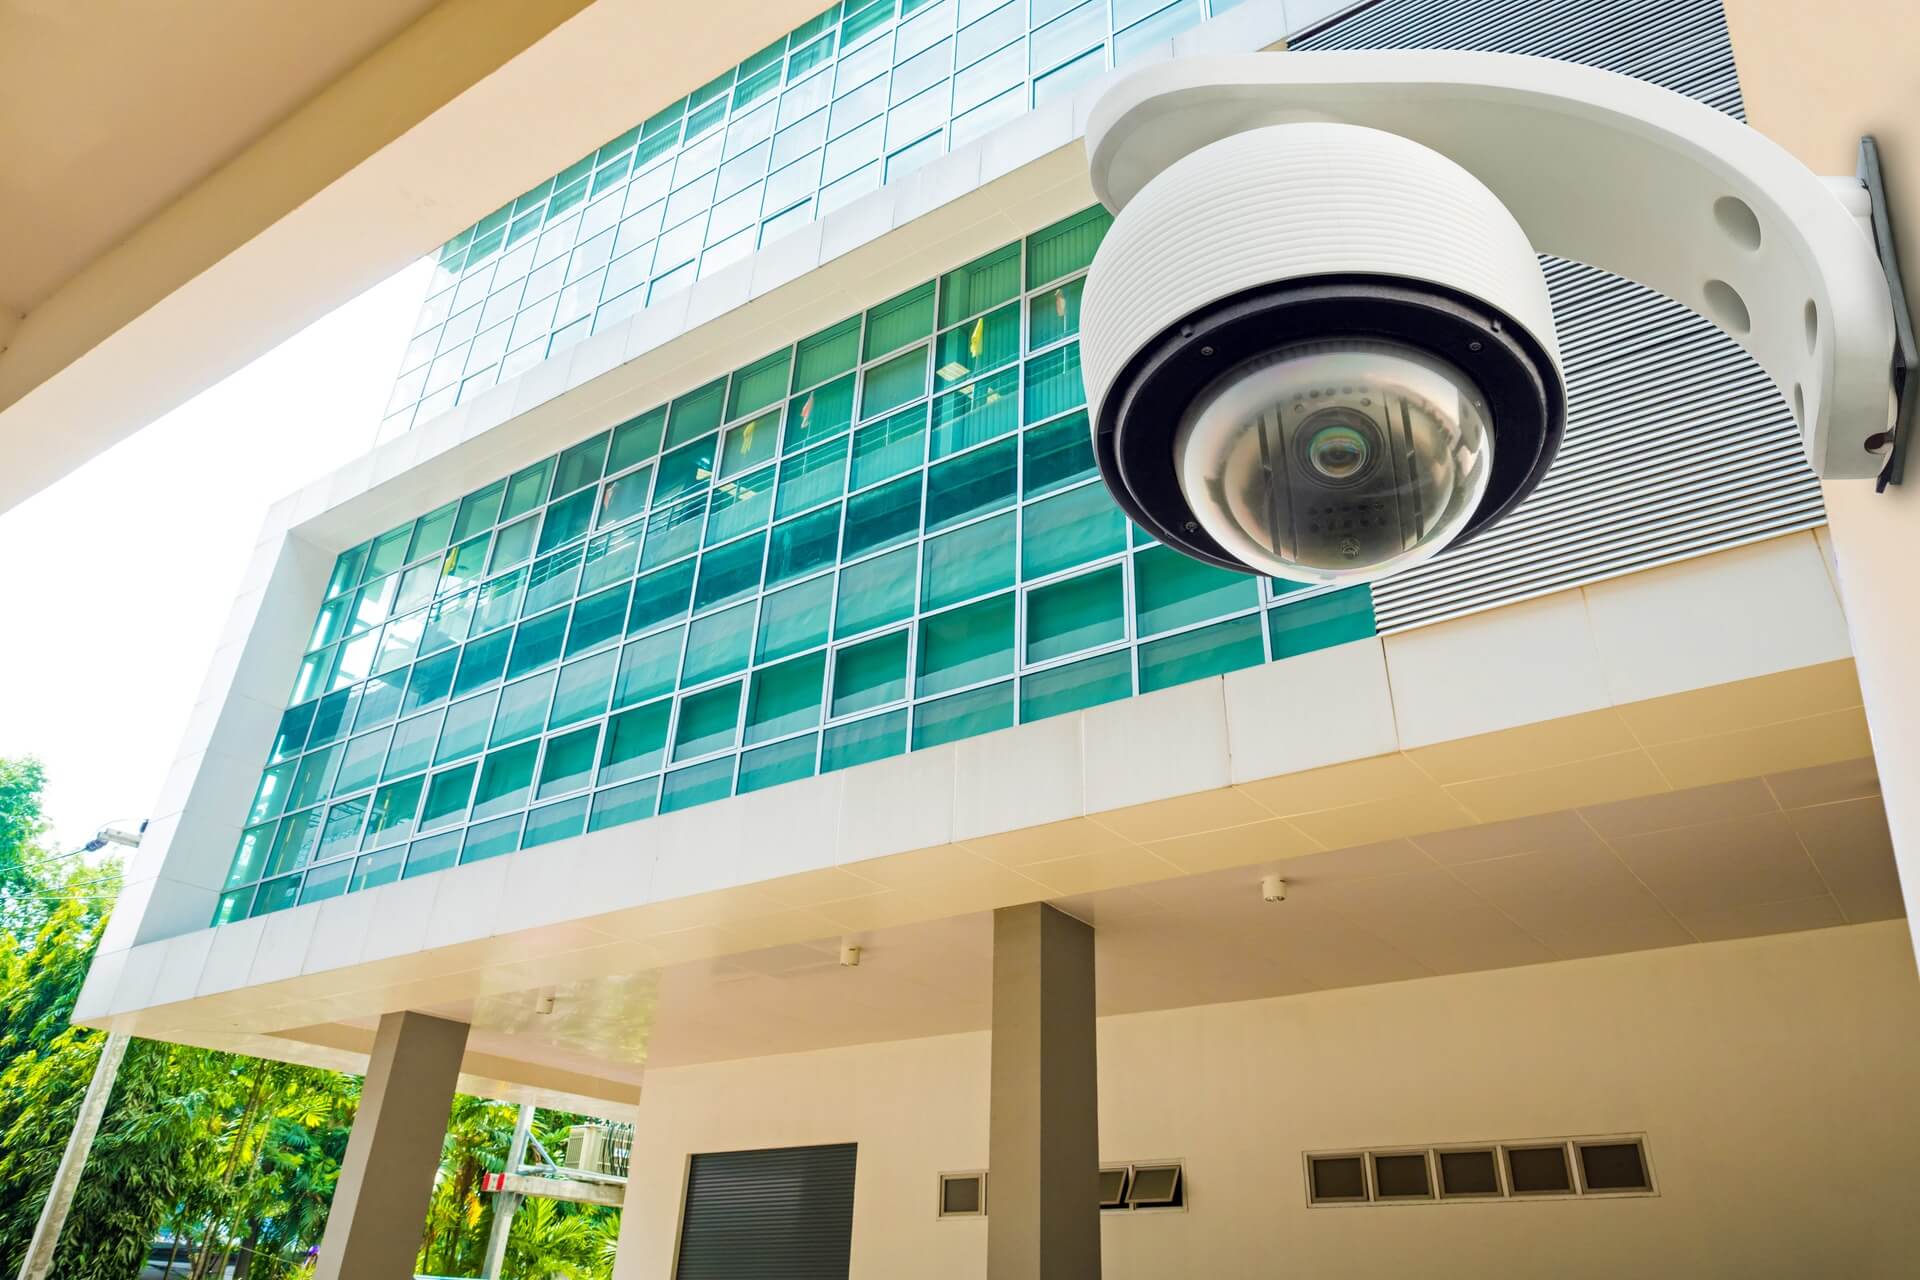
[1078,51,1913,585]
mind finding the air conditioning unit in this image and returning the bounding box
[562,1122,635,1180]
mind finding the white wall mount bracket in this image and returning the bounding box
[1085,51,1911,482]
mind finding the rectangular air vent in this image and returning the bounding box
[938,1171,986,1217]
[1436,1148,1502,1199]
[1505,1144,1574,1196]
[1370,1152,1432,1200]
[1306,1135,1653,1206]
[1308,1154,1369,1204]
[1127,1163,1183,1209]
[1576,1140,1652,1193]
[1098,1167,1130,1210]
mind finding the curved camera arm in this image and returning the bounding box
[1086,51,1899,480]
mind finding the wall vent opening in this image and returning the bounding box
[1577,1141,1652,1193]
[1102,1161,1187,1212]
[1371,1152,1432,1200]
[1098,1167,1130,1210]
[1308,1154,1369,1204]
[1437,1149,1502,1199]
[1505,1144,1574,1196]
[938,1171,987,1217]
[1307,1135,1653,1206]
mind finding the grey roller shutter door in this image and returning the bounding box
[675,1142,857,1280]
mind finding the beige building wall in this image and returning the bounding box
[614,920,1920,1279]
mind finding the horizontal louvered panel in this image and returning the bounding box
[676,1143,857,1280]
[1301,0,1822,632]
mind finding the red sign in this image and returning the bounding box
[482,1172,506,1194]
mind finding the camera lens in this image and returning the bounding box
[1299,410,1378,485]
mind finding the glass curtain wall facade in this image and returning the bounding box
[221,208,1377,923]
[384,0,1258,436]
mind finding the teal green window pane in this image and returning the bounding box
[738,735,818,794]
[473,570,526,637]
[490,515,538,573]
[1269,586,1376,658]
[352,671,405,733]
[316,797,369,862]
[524,795,589,849]
[409,502,458,561]
[309,598,349,651]
[454,629,511,696]
[350,577,396,635]
[1022,409,1095,496]
[628,560,697,635]
[859,347,928,420]
[297,857,355,905]
[384,711,442,779]
[248,762,295,825]
[366,776,425,847]
[822,708,906,772]
[1027,566,1124,663]
[553,431,611,497]
[567,585,629,657]
[334,729,392,796]
[849,404,928,490]
[1022,483,1126,579]
[1139,614,1265,693]
[1020,649,1133,722]
[728,350,793,420]
[863,282,935,360]
[327,544,368,597]
[720,411,781,478]
[835,545,916,637]
[550,648,618,728]
[785,374,855,450]
[917,594,1014,696]
[589,776,660,830]
[490,671,557,746]
[1023,344,1084,422]
[440,535,491,594]
[507,607,569,679]
[460,814,523,863]
[926,437,1016,530]
[421,592,475,657]
[842,474,922,560]
[667,378,728,449]
[696,536,767,614]
[608,407,667,473]
[288,744,341,816]
[938,243,1020,328]
[775,437,849,518]
[454,482,505,543]
[306,690,353,750]
[766,504,842,587]
[705,470,774,545]
[675,680,742,761]
[757,575,833,662]
[537,725,601,799]
[660,757,735,812]
[792,316,862,391]
[921,512,1014,611]
[1027,275,1085,350]
[249,876,300,918]
[473,741,540,819]
[599,465,654,527]
[914,681,1014,749]
[1134,543,1259,636]
[614,628,683,708]
[831,630,908,716]
[394,563,436,615]
[403,830,462,878]
[582,526,643,593]
[351,846,407,892]
[227,822,275,887]
[364,525,412,580]
[537,489,595,554]
[420,763,477,831]
[746,652,826,744]
[641,495,708,569]
[266,807,322,876]
[435,691,498,764]
[930,366,1019,459]
[213,889,248,926]
[933,303,1020,390]
[525,545,584,615]
[1027,206,1112,288]
[682,601,755,684]
[601,700,670,785]
[655,436,717,505]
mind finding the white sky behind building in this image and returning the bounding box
[0,261,433,854]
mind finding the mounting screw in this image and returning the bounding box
[1261,874,1288,903]
[839,942,863,968]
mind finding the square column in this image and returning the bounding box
[315,1011,470,1280]
[989,903,1101,1280]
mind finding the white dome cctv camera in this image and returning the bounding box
[1078,53,1909,587]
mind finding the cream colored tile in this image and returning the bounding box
[1412,810,1594,866]
[1251,838,1436,885]
[1611,813,1827,914]
[1145,818,1322,876]
[1579,777,1778,839]
[1082,679,1229,814]
[1618,660,1861,746]
[1646,707,1874,790]
[1766,758,1880,810]
[1406,709,1640,785]
[960,817,1135,867]
[753,866,890,909]
[1786,796,1907,922]
[198,918,266,997]
[1287,788,1478,848]
[249,906,321,987]
[1224,637,1398,782]
[1447,842,1674,939]
[835,744,956,863]
[424,858,510,950]
[1677,895,1846,942]
[1020,845,1183,897]
[735,770,844,884]
[1236,752,1433,817]
[1312,869,1556,974]
[1585,534,1852,704]
[1385,589,1610,747]
[952,713,1084,840]
[1528,912,1696,960]
[1445,750,1669,823]
[1088,786,1275,845]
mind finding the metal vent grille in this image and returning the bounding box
[1299,0,1822,632]
[675,1143,857,1279]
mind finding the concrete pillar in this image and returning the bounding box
[1722,0,1920,959]
[315,1011,470,1280]
[988,903,1100,1280]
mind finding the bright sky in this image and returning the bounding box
[0,261,433,855]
